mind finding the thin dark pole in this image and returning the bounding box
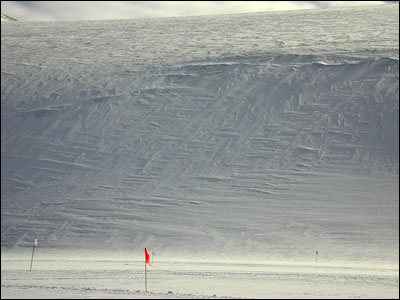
[30,242,36,271]
[145,255,148,292]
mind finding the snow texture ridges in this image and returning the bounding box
[1,4,399,266]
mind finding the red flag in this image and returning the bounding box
[145,248,153,266]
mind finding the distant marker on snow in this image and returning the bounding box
[144,248,153,292]
[30,238,38,271]
[315,249,318,268]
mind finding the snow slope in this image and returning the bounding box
[1,2,398,280]
[1,14,17,22]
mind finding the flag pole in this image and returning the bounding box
[145,249,148,292]
[315,249,318,268]
[30,238,37,272]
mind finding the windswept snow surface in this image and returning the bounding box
[1,4,399,298]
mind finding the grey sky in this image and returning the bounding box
[1,1,395,21]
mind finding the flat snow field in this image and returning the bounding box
[1,255,398,299]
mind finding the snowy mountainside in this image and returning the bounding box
[1,14,17,22]
[1,4,399,267]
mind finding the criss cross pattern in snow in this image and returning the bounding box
[1,4,398,267]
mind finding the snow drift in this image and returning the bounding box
[1,4,398,269]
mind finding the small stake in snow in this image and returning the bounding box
[30,238,38,272]
[315,249,318,268]
[144,248,153,292]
